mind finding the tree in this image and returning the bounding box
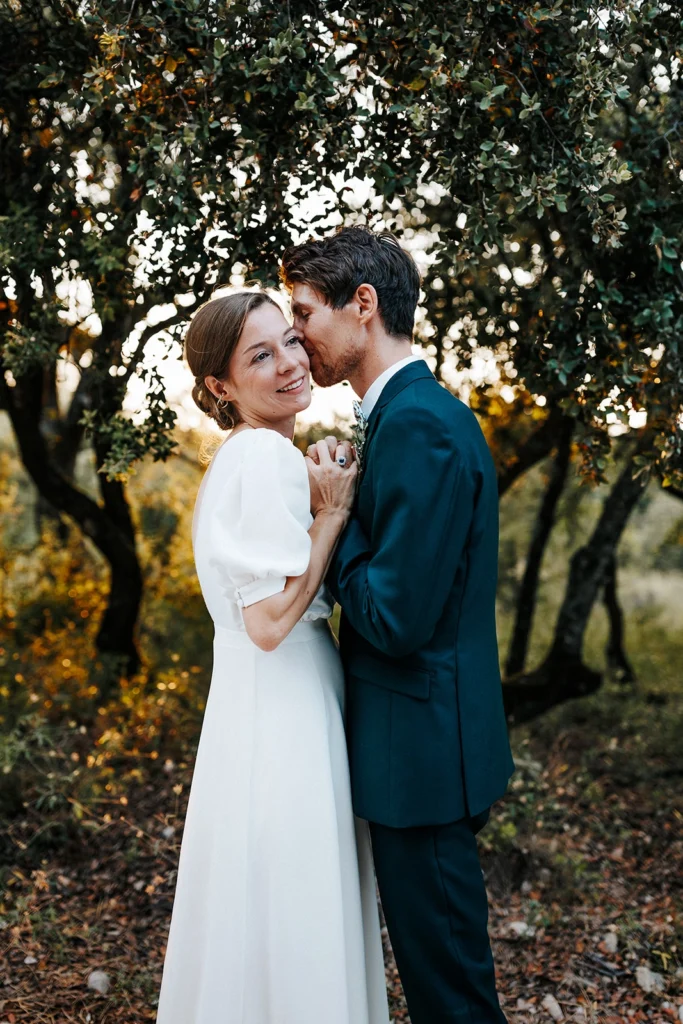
[2,1,681,708]
[396,2,682,717]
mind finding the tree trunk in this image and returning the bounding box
[92,435,142,676]
[505,418,573,676]
[30,358,93,539]
[53,364,94,481]
[504,449,651,725]
[550,457,649,663]
[1,371,142,679]
[603,554,637,685]
[498,407,571,497]
[34,363,70,541]
[503,656,602,726]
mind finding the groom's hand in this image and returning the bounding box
[306,435,338,465]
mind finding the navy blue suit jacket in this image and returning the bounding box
[327,360,514,828]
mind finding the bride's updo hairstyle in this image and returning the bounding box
[185,290,279,431]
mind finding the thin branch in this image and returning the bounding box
[120,309,190,386]
[496,56,574,163]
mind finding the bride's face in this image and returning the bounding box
[224,302,311,425]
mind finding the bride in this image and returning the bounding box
[155,290,390,1024]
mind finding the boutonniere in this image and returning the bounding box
[351,399,368,473]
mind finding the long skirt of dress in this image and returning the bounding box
[156,619,390,1024]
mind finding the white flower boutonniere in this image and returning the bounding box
[351,400,368,473]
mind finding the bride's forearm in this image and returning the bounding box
[242,509,348,651]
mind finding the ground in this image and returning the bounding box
[1,674,681,1024]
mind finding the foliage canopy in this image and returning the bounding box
[1,0,681,487]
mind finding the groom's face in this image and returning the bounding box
[290,283,364,388]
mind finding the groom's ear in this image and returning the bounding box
[354,284,378,326]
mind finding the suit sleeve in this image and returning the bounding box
[327,405,476,657]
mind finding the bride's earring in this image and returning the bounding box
[215,393,236,429]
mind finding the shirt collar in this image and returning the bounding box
[360,355,424,419]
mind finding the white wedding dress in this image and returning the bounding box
[156,426,390,1024]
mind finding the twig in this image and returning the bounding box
[120,310,189,386]
[66,797,179,866]
[496,53,575,163]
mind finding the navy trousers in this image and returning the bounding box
[369,810,507,1024]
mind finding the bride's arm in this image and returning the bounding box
[242,507,348,652]
[242,441,356,652]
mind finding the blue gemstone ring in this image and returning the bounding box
[336,455,347,467]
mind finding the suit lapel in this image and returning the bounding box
[360,359,435,470]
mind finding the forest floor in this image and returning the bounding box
[1,673,681,1024]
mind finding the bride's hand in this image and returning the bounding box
[305,439,357,520]
[306,435,354,467]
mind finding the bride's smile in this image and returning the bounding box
[277,375,306,393]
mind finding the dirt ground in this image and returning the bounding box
[1,702,681,1024]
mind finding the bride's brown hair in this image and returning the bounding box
[185,291,279,432]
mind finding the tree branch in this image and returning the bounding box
[497,407,570,497]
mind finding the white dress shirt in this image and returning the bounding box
[360,355,424,419]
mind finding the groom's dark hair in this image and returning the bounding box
[281,226,421,338]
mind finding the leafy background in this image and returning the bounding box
[1,1,682,1021]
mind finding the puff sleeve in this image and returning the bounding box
[208,429,313,609]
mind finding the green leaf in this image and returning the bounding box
[38,71,65,88]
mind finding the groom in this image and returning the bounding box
[281,226,514,1024]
